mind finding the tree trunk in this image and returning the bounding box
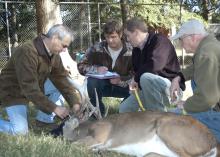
[120,0,129,26]
[201,0,209,21]
[35,0,62,34]
[35,0,81,79]
[10,4,18,48]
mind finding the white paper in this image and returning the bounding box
[86,71,120,79]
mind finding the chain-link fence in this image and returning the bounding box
[0,1,37,68]
[0,1,200,70]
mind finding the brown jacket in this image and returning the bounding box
[0,35,81,113]
[77,41,133,82]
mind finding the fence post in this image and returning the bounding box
[5,1,11,58]
[87,0,92,47]
[98,3,101,42]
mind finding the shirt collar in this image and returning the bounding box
[43,40,53,57]
[139,34,149,50]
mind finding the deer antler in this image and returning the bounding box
[67,77,102,121]
[92,88,102,119]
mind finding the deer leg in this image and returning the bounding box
[75,136,102,147]
[90,121,112,142]
[83,121,113,151]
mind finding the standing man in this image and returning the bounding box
[0,24,81,135]
[170,19,220,141]
[119,17,185,113]
[77,19,133,116]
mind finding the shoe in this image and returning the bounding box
[213,103,220,112]
[35,120,58,129]
[49,122,65,138]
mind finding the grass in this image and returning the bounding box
[0,133,128,157]
[0,98,129,157]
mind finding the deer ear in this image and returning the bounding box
[63,116,79,130]
[71,118,80,129]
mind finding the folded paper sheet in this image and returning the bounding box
[86,71,120,79]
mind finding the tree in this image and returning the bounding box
[120,0,129,26]
[35,0,62,34]
[182,0,220,22]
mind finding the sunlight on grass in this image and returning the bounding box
[0,98,129,157]
[103,97,122,115]
[0,133,95,157]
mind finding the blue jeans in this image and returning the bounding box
[191,80,196,92]
[36,79,64,123]
[192,111,220,142]
[0,105,28,135]
[170,108,220,143]
[0,79,65,135]
[119,73,171,113]
[87,77,130,116]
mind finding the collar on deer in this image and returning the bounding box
[62,114,72,123]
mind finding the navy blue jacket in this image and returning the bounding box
[132,32,185,90]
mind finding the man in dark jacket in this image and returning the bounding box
[0,24,81,135]
[119,17,185,113]
[77,19,133,116]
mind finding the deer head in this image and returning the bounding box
[63,77,102,141]
[62,115,79,141]
[67,77,102,121]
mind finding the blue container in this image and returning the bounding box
[76,52,85,63]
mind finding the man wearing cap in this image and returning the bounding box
[170,19,220,141]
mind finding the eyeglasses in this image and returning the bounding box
[58,37,69,48]
[60,41,69,48]
[61,44,68,48]
[179,34,192,41]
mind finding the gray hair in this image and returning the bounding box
[46,24,74,41]
[125,17,148,33]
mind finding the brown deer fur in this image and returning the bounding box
[63,111,218,157]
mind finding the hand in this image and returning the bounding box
[54,106,69,119]
[97,66,108,74]
[170,76,181,103]
[110,78,121,85]
[72,104,84,119]
[72,104,81,114]
[129,79,138,91]
[176,100,185,109]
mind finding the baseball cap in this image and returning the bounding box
[170,19,207,40]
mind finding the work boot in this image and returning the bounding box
[35,120,58,130]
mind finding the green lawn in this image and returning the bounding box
[0,98,130,157]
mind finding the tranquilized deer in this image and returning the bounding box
[64,77,218,157]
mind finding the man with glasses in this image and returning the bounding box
[170,19,220,142]
[0,24,82,135]
[35,49,83,128]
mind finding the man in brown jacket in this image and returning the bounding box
[0,24,81,135]
[77,19,133,116]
